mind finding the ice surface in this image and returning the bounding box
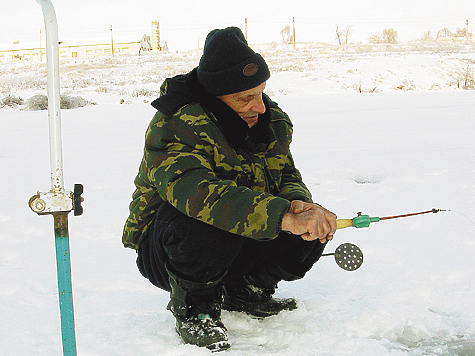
[1,44,474,355]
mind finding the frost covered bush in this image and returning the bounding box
[131,88,160,98]
[0,94,24,108]
[24,94,49,111]
[60,94,93,109]
[450,63,475,90]
[23,94,94,111]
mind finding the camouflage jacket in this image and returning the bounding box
[122,69,312,250]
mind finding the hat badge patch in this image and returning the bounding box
[243,63,258,77]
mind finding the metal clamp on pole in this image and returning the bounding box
[29,184,84,216]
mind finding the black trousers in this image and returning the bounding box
[137,202,327,292]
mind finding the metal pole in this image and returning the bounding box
[54,213,77,355]
[292,17,296,49]
[36,0,64,193]
[34,1,77,355]
[245,18,248,41]
[110,25,114,56]
[39,28,43,62]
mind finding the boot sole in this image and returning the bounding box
[222,298,298,318]
[206,340,231,352]
[175,327,231,352]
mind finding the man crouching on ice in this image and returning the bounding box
[122,27,336,351]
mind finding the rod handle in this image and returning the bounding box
[336,219,353,229]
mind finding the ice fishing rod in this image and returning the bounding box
[335,208,446,230]
[323,208,446,272]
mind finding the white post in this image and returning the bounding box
[32,5,80,355]
[245,18,248,41]
[292,17,296,49]
[35,0,64,193]
[39,28,43,62]
[110,25,114,56]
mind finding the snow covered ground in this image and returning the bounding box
[1,43,475,355]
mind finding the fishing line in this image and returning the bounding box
[445,209,475,228]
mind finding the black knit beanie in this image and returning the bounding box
[197,27,270,96]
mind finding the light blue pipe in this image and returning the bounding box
[54,214,77,356]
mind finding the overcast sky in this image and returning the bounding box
[1,0,474,51]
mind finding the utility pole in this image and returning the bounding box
[292,17,296,49]
[40,28,43,62]
[245,18,248,41]
[110,25,114,56]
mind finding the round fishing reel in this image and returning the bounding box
[323,243,364,271]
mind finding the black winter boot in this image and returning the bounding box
[167,269,230,351]
[223,274,298,318]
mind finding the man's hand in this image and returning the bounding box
[281,200,337,243]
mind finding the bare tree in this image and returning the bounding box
[450,62,475,89]
[336,25,352,45]
[342,25,352,44]
[335,25,342,45]
[369,29,398,44]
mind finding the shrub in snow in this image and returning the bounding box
[369,28,398,44]
[450,64,475,90]
[60,94,92,109]
[0,95,24,108]
[396,80,416,91]
[131,88,160,98]
[24,94,48,111]
[23,94,94,111]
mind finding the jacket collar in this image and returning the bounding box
[151,68,271,149]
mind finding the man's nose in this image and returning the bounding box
[253,96,266,114]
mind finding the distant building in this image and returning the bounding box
[139,34,152,55]
[0,21,166,62]
[0,41,142,63]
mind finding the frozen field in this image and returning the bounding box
[1,44,475,355]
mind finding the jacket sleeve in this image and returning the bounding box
[277,151,313,203]
[144,110,292,240]
[265,105,313,203]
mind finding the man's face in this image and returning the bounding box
[218,82,266,128]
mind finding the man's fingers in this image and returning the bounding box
[321,206,338,219]
[328,216,337,233]
[290,200,317,214]
[287,203,338,243]
[289,200,304,214]
[324,209,337,241]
